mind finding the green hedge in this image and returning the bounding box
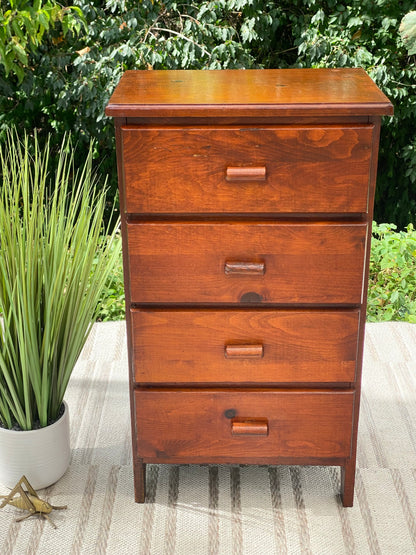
[1,0,415,227]
[368,222,416,323]
[97,223,416,323]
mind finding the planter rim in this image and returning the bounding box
[0,401,68,437]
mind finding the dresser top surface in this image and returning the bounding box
[106,68,393,118]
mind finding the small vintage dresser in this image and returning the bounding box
[106,69,392,506]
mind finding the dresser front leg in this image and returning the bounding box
[340,458,356,507]
[134,459,146,503]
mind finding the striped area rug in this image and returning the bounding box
[1,321,416,554]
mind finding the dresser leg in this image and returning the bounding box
[134,459,146,503]
[340,459,356,507]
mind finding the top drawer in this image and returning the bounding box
[121,125,373,215]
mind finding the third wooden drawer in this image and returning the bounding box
[131,309,360,385]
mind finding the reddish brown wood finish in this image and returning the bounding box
[224,261,266,276]
[106,69,393,507]
[226,166,267,182]
[131,309,360,384]
[121,125,373,214]
[135,389,355,462]
[231,418,269,436]
[127,222,367,304]
[106,68,393,118]
[225,344,264,359]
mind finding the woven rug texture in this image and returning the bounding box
[0,321,416,554]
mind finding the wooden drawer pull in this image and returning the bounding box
[225,344,264,358]
[231,418,269,436]
[224,261,265,275]
[226,166,266,182]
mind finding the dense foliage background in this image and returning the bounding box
[1,0,415,228]
[96,224,416,323]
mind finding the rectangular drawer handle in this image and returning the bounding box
[226,166,266,182]
[231,418,269,436]
[225,344,264,358]
[224,261,265,275]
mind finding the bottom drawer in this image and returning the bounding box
[135,389,355,464]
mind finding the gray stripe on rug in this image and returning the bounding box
[231,466,243,555]
[356,468,381,555]
[164,465,180,555]
[70,465,99,555]
[329,467,357,555]
[95,464,120,554]
[208,465,220,555]
[290,467,312,555]
[268,466,287,554]
[139,464,159,555]
[360,392,388,468]
[390,468,416,552]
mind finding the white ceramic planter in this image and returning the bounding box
[0,401,71,490]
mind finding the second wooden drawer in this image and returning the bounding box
[127,221,367,304]
[131,309,360,384]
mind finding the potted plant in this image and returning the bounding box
[0,130,121,489]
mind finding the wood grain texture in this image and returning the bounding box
[226,166,267,182]
[131,309,360,384]
[135,389,355,462]
[341,457,357,507]
[121,125,373,214]
[107,68,391,506]
[224,261,266,276]
[231,418,269,436]
[224,344,264,359]
[106,68,393,118]
[127,222,367,304]
[133,458,146,503]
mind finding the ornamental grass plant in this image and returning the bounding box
[0,130,121,431]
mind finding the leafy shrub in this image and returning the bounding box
[0,0,85,82]
[1,0,415,227]
[368,222,416,322]
[96,234,125,322]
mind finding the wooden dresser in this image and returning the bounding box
[106,69,392,506]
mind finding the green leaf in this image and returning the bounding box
[311,9,325,25]
[11,41,28,65]
[38,11,50,31]
[11,19,25,42]
[399,11,416,55]
[390,290,399,303]
[12,62,24,83]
